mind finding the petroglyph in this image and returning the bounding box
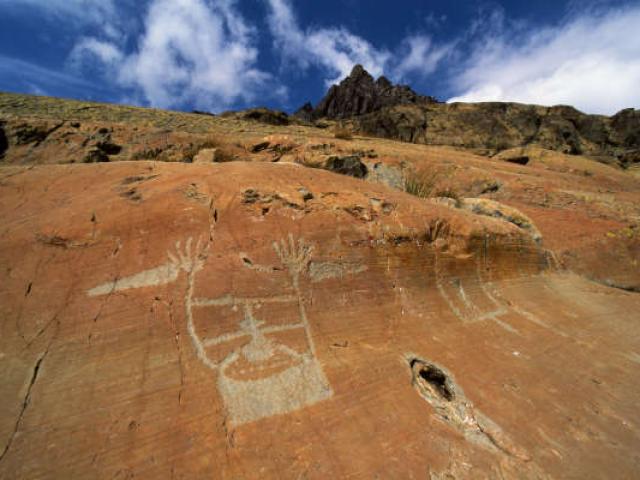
[87,233,337,426]
[309,261,368,282]
[189,234,333,425]
[87,238,206,297]
[434,253,558,336]
[435,254,515,332]
[481,280,568,337]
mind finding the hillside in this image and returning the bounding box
[1,90,640,479]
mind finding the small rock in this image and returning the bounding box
[84,148,110,163]
[193,148,219,163]
[325,155,368,178]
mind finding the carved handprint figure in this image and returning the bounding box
[167,237,207,276]
[87,237,207,297]
[88,233,333,426]
[273,234,313,287]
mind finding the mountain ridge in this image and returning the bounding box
[298,65,639,167]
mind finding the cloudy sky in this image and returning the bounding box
[0,0,638,115]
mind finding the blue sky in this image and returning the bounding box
[0,0,639,115]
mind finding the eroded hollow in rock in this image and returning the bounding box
[505,156,529,165]
[0,123,7,158]
[409,358,455,401]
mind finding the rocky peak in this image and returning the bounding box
[292,102,314,122]
[310,64,438,120]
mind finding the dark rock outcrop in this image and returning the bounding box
[311,65,438,120]
[309,65,640,167]
[0,121,7,159]
[325,155,368,178]
[13,123,50,145]
[242,107,290,126]
[355,100,640,166]
[192,110,215,117]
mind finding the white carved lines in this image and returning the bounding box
[434,253,561,336]
[273,234,313,288]
[186,234,332,425]
[87,233,334,426]
[435,254,511,329]
[87,238,206,297]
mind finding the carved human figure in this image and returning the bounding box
[88,235,332,426]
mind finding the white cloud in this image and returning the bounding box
[0,54,108,100]
[0,54,95,88]
[71,0,277,111]
[394,35,453,80]
[0,0,120,33]
[448,5,640,115]
[69,38,124,69]
[265,0,390,86]
[264,0,452,88]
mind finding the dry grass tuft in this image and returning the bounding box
[404,170,438,198]
[405,170,460,205]
[334,126,353,140]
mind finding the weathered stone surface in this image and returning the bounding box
[1,160,640,479]
[460,198,543,244]
[357,104,428,143]
[1,91,638,291]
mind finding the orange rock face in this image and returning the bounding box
[1,161,639,479]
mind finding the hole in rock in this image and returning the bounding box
[410,358,454,401]
[505,156,529,165]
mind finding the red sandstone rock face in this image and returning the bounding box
[1,161,639,479]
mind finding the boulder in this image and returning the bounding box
[460,197,543,244]
[325,155,368,178]
[193,148,220,163]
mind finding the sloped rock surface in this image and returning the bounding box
[1,161,639,479]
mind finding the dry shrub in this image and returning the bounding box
[132,148,163,160]
[405,170,461,205]
[181,135,226,162]
[404,170,437,198]
[334,126,353,140]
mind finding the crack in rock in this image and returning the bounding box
[0,348,49,464]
